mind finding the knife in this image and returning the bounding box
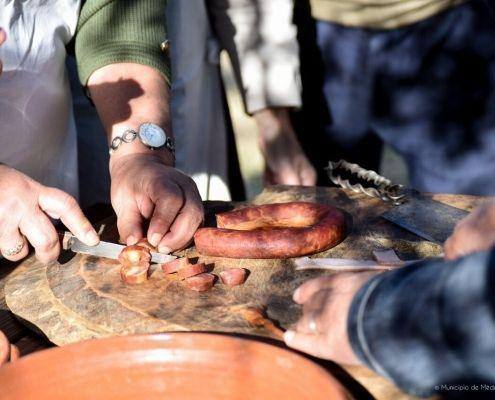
[326,160,468,244]
[61,232,176,264]
[380,188,468,243]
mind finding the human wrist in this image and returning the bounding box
[346,274,384,369]
[253,107,292,141]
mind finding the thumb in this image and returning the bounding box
[116,206,143,245]
[284,330,329,359]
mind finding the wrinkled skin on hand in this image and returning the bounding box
[254,108,316,187]
[0,165,98,263]
[284,272,376,365]
[110,153,204,253]
[444,200,495,260]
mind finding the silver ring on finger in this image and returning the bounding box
[308,312,319,334]
[3,241,25,257]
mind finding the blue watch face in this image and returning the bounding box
[139,123,166,148]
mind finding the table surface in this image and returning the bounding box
[1,188,480,400]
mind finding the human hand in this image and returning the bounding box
[444,200,495,260]
[0,28,6,75]
[109,152,204,253]
[0,165,99,263]
[284,272,376,365]
[254,108,317,186]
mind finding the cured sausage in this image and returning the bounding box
[119,242,151,284]
[194,202,346,259]
[120,262,150,285]
[185,273,216,291]
[219,268,247,287]
[177,263,207,280]
[118,244,151,266]
[161,257,191,274]
[136,239,155,252]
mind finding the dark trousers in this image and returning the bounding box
[312,0,495,195]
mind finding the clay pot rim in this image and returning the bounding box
[0,332,351,399]
[10,332,314,366]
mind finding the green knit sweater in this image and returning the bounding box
[75,0,170,85]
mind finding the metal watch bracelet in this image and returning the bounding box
[109,128,175,156]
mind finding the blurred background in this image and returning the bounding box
[220,52,409,199]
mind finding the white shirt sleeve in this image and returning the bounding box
[210,0,302,114]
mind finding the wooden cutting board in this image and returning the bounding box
[4,185,482,400]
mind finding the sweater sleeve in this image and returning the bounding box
[348,249,495,397]
[75,0,170,86]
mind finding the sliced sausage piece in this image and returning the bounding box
[219,268,247,287]
[118,244,151,267]
[177,263,207,280]
[136,239,156,252]
[185,273,215,291]
[120,261,150,285]
[161,257,191,274]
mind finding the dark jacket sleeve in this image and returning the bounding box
[348,249,495,397]
[75,0,170,85]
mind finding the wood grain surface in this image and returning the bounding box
[3,185,484,399]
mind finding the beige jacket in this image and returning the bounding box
[209,0,302,114]
[310,0,468,29]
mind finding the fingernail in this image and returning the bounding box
[284,330,295,343]
[158,245,172,254]
[127,235,138,245]
[150,233,161,247]
[85,231,99,246]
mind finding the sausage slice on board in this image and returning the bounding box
[186,273,216,292]
[177,263,207,280]
[219,268,247,287]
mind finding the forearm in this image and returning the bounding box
[87,63,174,168]
[348,249,495,397]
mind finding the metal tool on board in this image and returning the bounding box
[326,160,468,244]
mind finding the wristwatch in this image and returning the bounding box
[110,123,175,155]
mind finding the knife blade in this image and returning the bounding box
[381,189,468,244]
[294,255,426,272]
[61,233,176,264]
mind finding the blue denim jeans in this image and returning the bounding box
[316,0,495,195]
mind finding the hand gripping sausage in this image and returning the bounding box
[194,202,346,259]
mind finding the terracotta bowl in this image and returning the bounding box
[0,333,351,400]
